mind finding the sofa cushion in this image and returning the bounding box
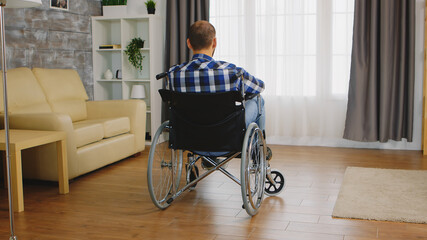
[76,117,130,139]
[32,68,89,122]
[0,68,52,114]
[102,117,130,138]
[73,121,104,148]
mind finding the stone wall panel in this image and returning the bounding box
[69,0,90,15]
[6,48,27,68]
[24,9,49,29]
[48,31,92,51]
[6,29,49,49]
[4,9,26,28]
[47,11,91,33]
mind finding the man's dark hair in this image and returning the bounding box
[188,20,216,51]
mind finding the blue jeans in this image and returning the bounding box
[245,96,265,131]
[195,96,266,157]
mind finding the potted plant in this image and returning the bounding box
[145,0,156,14]
[125,37,146,72]
[102,0,127,17]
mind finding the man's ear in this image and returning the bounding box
[212,37,217,49]
[187,38,193,50]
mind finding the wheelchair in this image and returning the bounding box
[147,72,285,216]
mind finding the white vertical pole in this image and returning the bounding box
[0,3,17,240]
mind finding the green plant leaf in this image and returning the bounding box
[145,0,156,9]
[125,37,146,72]
[103,0,126,6]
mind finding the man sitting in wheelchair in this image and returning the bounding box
[167,20,266,167]
[147,20,284,216]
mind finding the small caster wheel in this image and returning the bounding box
[265,170,285,196]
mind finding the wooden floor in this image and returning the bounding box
[1,145,427,239]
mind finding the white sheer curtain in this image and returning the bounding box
[210,0,355,146]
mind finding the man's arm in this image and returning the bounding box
[237,67,265,94]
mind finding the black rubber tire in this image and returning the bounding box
[265,170,285,196]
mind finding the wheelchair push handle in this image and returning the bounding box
[156,72,168,80]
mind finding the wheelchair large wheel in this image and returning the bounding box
[147,121,183,209]
[241,123,266,216]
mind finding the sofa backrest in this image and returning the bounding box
[32,68,89,122]
[0,67,52,114]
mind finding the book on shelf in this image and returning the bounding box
[99,44,121,49]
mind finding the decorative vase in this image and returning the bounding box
[104,69,113,80]
[147,8,155,14]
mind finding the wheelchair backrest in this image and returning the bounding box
[159,89,246,152]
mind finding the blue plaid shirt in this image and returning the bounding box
[168,54,265,94]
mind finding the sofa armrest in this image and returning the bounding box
[86,100,146,152]
[4,112,73,132]
[4,112,76,149]
[0,112,81,180]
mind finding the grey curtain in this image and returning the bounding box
[165,0,210,68]
[343,0,415,142]
[161,0,210,123]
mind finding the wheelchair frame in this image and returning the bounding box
[147,72,285,216]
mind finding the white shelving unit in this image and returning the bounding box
[92,15,164,143]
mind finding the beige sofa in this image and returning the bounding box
[1,67,146,181]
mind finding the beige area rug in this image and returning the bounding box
[332,167,427,224]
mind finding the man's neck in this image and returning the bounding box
[193,49,213,57]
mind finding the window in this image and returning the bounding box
[210,0,354,98]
